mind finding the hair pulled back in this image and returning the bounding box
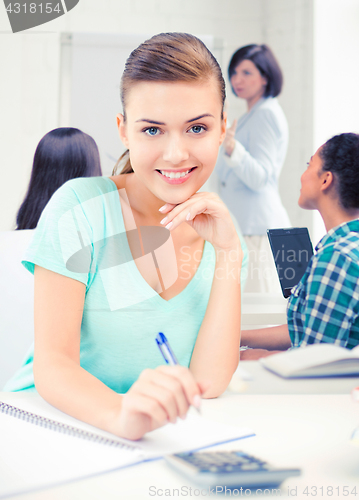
[113,32,226,175]
[319,133,359,210]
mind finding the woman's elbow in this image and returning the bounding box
[201,358,239,399]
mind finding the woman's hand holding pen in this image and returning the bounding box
[111,366,205,441]
[159,191,242,256]
[223,119,237,157]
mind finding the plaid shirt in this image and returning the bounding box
[287,219,359,349]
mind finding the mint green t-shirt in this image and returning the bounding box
[4,177,247,393]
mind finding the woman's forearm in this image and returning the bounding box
[33,353,123,435]
[240,324,291,350]
[190,245,242,398]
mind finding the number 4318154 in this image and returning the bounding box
[303,486,358,496]
[6,3,61,14]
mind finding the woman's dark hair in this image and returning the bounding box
[228,44,283,98]
[16,127,102,230]
[113,32,226,175]
[319,133,359,210]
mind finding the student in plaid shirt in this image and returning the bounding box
[241,133,359,359]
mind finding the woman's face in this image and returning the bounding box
[230,59,267,105]
[117,79,226,205]
[298,147,325,210]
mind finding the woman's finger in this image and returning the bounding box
[159,192,219,228]
[158,202,177,214]
[136,373,188,422]
[159,191,216,218]
[148,370,190,418]
[230,119,237,132]
[157,365,202,410]
[122,391,168,427]
[162,197,222,232]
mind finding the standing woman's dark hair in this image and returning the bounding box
[228,44,283,98]
[16,127,102,230]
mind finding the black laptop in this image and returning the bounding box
[267,228,314,298]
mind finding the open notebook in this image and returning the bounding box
[0,394,254,498]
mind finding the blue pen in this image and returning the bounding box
[155,332,201,414]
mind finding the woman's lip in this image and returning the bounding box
[156,167,197,184]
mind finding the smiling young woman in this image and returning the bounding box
[4,33,248,441]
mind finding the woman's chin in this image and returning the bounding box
[298,197,315,211]
[162,189,199,206]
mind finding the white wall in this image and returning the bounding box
[261,0,314,234]
[312,0,359,244]
[0,0,312,231]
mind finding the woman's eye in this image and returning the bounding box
[243,70,251,75]
[190,125,205,134]
[144,127,160,136]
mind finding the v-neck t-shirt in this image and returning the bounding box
[4,177,247,393]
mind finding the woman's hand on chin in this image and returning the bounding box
[159,192,241,254]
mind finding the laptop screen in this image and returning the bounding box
[267,228,314,298]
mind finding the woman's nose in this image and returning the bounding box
[162,135,190,164]
[231,74,242,88]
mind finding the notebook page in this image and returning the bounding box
[139,411,254,457]
[2,394,140,446]
[0,394,254,498]
[1,394,254,456]
[0,407,145,499]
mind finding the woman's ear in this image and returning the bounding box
[117,113,129,149]
[219,112,227,145]
[321,171,334,192]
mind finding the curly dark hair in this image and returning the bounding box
[319,133,359,210]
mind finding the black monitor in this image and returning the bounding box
[267,228,314,298]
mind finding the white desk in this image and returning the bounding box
[3,392,359,500]
[242,293,287,326]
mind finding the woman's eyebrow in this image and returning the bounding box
[135,114,214,125]
[186,114,214,123]
[136,119,165,125]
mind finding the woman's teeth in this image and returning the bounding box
[159,169,191,179]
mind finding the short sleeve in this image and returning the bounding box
[22,180,94,288]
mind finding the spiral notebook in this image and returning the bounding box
[0,395,254,498]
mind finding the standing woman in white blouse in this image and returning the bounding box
[216,44,290,293]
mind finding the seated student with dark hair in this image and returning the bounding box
[16,127,102,230]
[241,132,359,359]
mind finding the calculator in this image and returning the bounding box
[165,450,301,488]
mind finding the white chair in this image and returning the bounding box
[0,230,35,389]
